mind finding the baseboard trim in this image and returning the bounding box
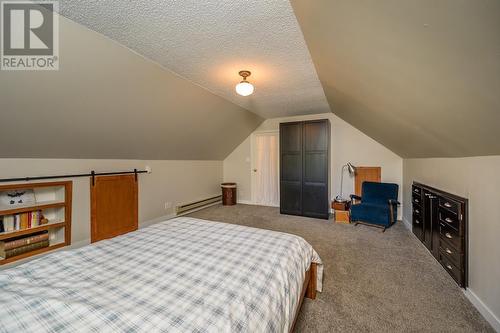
[177,201,221,215]
[402,217,412,231]
[237,199,254,205]
[463,288,500,332]
[67,239,90,249]
[139,213,177,228]
[402,217,498,331]
[402,219,499,332]
[237,200,279,208]
[140,202,221,228]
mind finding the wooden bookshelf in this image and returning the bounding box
[0,181,72,265]
[0,221,66,241]
[0,201,66,216]
[0,243,66,265]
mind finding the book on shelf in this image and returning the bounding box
[28,210,41,228]
[2,215,14,232]
[14,214,20,230]
[1,210,42,232]
[0,231,49,251]
[20,213,28,229]
[0,239,49,259]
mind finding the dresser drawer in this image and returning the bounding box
[439,208,460,231]
[438,250,463,286]
[412,212,423,226]
[412,186,421,196]
[439,221,462,250]
[412,193,422,206]
[439,197,460,215]
[439,238,463,267]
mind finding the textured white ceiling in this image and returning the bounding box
[58,0,330,118]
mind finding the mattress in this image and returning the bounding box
[0,217,323,333]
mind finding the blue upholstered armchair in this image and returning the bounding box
[350,182,399,231]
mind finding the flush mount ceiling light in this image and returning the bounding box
[235,70,254,96]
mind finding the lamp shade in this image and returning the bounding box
[346,162,356,175]
[235,81,254,96]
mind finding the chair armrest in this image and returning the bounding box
[350,194,362,201]
[388,199,400,206]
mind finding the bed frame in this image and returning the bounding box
[290,262,317,332]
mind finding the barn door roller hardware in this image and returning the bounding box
[0,169,149,184]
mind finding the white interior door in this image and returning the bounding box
[252,132,279,207]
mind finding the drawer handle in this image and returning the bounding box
[414,199,419,203]
[445,248,453,254]
[415,209,420,214]
[445,232,453,239]
[446,264,453,270]
[444,202,452,208]
[415,220,420,224]
[445,217,453,223]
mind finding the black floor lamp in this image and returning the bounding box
[335,162,356,202]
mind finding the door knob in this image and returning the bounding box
[253,169,257,172]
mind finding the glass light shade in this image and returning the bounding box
[235,81,254,96]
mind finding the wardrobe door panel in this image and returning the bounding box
[280,122,303,216]
[304,122,328,151]
[303,183,328,219]
[281,123,302,152]
[281,153,302,181]
[303,120,330,219]
[304,153,328,183]
[280,182,302,215]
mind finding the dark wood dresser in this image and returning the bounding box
[411,182,468,287]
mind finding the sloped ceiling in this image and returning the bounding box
[57,0,330,118]
[291,0,500,157]
[0,16,262,160]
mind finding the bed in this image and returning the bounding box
[0,217,323,333]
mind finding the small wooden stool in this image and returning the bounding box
[332,200,350,224]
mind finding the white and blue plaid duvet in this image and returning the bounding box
[0,217,322,333]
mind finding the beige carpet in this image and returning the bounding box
[188,204,493,332]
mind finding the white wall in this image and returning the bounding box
[0,159,222,245]
[403,156,500,331]
[223,113,403,218]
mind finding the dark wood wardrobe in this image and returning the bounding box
[280,119,330,219]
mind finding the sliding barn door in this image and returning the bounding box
[91,174,138,243]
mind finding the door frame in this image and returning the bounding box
[250,130,280,207]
